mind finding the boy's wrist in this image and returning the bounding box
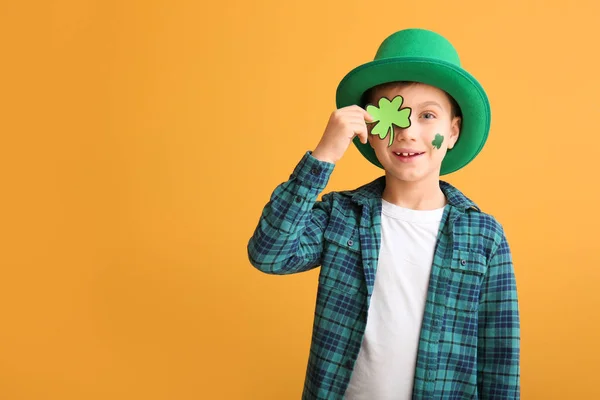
[311,148,336,164]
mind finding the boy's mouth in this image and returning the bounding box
[393,151,424,157]
[392,151,425,162]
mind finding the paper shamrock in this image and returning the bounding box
[432,133,444,149]
[366,95,412,146]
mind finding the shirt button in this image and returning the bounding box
[461,259,467,266]
[427,370,436,381]
[294,196,302,203]
[347,239,353,247]
[311,168,320,175]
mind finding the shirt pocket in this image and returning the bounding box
[445,250,487,313]
[318,223,364,295]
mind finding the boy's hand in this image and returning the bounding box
[312,106,374,164]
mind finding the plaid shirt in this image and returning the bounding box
[248,152,520,399]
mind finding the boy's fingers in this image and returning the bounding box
[349,106,374,122]
[357,130,368,144]
[348,114,372,126]
[350,121,366,132]
[351,123,369,144]
[340,106,373,122]
[351,107,374,122]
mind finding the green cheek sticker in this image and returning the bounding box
[432,134,444,149]
[366,95,411,146]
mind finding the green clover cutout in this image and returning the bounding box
[432,133,444,149]
[366,95,412,147]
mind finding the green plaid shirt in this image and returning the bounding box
[248,152,520,399]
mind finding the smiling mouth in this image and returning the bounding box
[393,151,425,157]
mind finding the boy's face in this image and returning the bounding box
[366,83,461,184]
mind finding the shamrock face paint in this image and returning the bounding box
[432,134,444,149]
[366,95,411,147]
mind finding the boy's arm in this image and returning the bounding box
[248,105,372,274]
[477,230,521,399]
[247,151,335,275]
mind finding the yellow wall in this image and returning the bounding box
[1,0,599,398]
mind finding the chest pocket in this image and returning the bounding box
[445,250,488,312]
[319,223,364,294]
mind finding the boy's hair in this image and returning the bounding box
[360,81,463,120]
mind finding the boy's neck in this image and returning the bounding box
[382,174,447,210]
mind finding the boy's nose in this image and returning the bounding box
[393,122,417,141]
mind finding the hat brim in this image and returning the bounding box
[335,57,491,175]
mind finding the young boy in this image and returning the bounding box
[248,28,520,399]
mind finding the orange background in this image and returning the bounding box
[1,0,599,399]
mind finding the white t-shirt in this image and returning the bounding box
[344,199,445,400]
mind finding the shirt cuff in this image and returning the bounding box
[290,151,335,190]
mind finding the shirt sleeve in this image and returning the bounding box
[247,151,335,275]
[477,229,521,399]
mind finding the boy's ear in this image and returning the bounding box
[448,116,461,150]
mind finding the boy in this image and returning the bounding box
[248,28,520,399]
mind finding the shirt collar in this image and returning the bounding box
[349,176,481,212]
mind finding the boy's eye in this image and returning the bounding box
[421,112,436,119]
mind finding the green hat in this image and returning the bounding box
[335,28,491,175]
